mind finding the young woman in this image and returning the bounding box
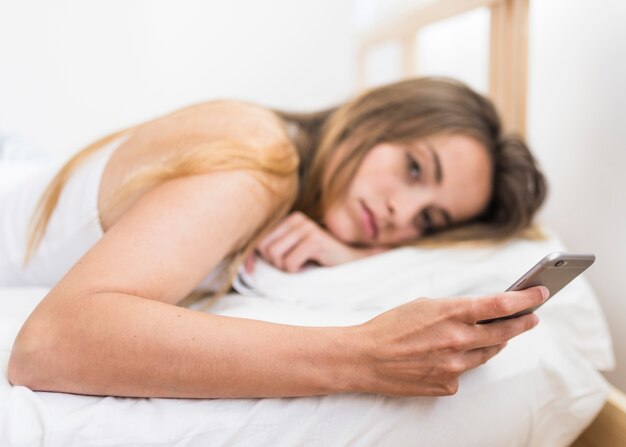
[5,77,548,399]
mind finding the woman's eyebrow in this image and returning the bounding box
[424,142,443,184]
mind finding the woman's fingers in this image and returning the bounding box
[244,253,256,273]
[258,217,309,269]
[448,288,544,350]
[464,343,507,370]
[282,235,316,272]
[257,212,306,254]
[471,313,539,348]
[458,286,549,323]
[262,228,307,269]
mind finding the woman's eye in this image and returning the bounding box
[407,155,422,179]
[422,211,434,233]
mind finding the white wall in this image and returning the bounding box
[362,7,490,93]
[0,0,355,157]
[527,0,626,391]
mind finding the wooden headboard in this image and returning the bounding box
[357,0,528,135]
[356,1,626,445]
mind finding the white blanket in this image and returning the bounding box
[0,229,614,446]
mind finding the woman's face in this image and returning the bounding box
[322,134,493,247]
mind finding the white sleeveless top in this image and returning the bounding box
[0,138,228,292]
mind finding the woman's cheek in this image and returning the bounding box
[323,204,358,244]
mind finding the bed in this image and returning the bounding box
[0,232,617,445]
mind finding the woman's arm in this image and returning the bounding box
[9,168,341,398]
[9,287,358,398]
[7,169,546,398]
[8,286,544,398]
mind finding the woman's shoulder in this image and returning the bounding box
[152,99,292,149]
[112,98,298,178]
[98,100,298,233]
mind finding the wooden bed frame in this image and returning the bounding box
[356,0,626,445]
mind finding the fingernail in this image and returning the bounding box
[539,286,550,301]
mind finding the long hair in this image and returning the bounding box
[276,77,547,247]
[25,77,547,302]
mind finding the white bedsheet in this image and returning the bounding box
[0,229,614,446]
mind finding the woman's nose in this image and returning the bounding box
[386,201,395,218]
[386,189,428,230]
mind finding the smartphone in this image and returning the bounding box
[478,252,595,324]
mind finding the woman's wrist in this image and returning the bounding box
[321,325,375,394]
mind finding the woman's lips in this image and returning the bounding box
[360,200,379,240]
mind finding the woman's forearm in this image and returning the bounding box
[8,291,362,398]
[9,287,547,398]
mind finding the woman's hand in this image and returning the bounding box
[246,211,385,273]
[346,286,549,397]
